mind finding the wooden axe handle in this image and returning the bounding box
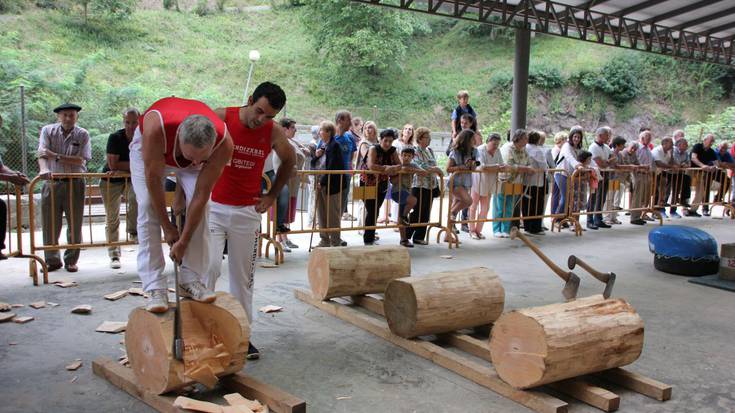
[511,228,572,282]
[568,255,610,283]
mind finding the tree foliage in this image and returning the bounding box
[300,0,429,75]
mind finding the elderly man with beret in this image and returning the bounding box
[37,103,92,272]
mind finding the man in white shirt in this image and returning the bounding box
[631,131,655,224]
[652,137,676,218]
[587,126,614,229]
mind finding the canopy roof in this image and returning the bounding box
[352,0,735,66]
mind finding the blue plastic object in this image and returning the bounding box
[648,225,718,259]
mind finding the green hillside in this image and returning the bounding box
[1,1,734,175]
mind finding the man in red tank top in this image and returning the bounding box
[203,82,295,360]
[130,97,234,313]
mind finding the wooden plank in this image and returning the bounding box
[596,367,672,401]
[221,373,306,413]
[350,295,385,316]
[547,378,620,411]
[438,333,493,362]
[92,357,179,413]
[295,288,567,413]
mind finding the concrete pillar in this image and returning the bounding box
[511,27,531,133]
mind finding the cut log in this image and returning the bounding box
[126,292,250,395]
[307,245,411,300]
[489,295,644,389]
[383,267,505,338]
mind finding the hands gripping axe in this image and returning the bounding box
[510,228,580,300]
[567,255,616,299]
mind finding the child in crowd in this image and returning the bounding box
[572,150,593,215]
[391,147,421,247]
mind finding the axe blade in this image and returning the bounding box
[562,272,580,300]
[602,272,616,299]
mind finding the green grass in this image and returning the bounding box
[1,3,733,175]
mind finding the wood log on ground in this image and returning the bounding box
[489,295,644,389]
[307,246,410,300]
[126,292,249,394]
[383,267,505,338]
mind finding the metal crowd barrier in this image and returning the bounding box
[1,183,46,285]
[442,168,567,248]
[265,169,445,264]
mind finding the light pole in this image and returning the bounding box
[242,49,261,105]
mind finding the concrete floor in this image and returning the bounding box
[1,215,734,413]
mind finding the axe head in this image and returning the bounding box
[602,272,616,299]
[562,272,580,300]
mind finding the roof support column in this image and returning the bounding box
[511,26,531,133]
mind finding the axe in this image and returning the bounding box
[567,255,616,299]
[510,228,580,300]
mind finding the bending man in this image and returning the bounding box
[131,97,234,313]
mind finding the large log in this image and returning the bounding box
[307,246,411,300]
[383,267,505,338]
[489,295,644,389]
[126,292,250,394]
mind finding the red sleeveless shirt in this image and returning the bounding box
[211,107,273,206]
[140,97,227,168]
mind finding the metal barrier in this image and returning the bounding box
[1,183,46,285]
[265,169,445,263]
[441,168,568,248]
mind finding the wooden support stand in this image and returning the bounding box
[295,289,672,413]
[93,357,306,413]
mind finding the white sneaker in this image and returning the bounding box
[501,232,510,238]
[493,232,504,238]
[146,289,169,313]
[179,280,217,303]
[110,258,121,269]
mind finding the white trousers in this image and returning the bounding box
[203,201,260,323]
[130,141,210,292]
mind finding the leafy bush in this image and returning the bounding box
[457,16,514,40]
[216,0,227,12]
[488,71,513,91]
[300,0,429,75]
[684,106,735,144]
[529,63,564,89]
[194,0,210,16]
[0,0,26,13]
[574,55,641,106]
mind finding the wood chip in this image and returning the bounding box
[11,304,24,308]
[173,396,224,413]
[223,393,262,411]
[132,280,142,284]
[13,316,34,324]
[336,396,352,400]
[259,264,278,269]
[69,376,78,383]
[0,302,10,312]
[128,287,146,296]
[118,356,129,366]
[95,321,127,333]
[0,312,16,322]
[52,278,75,285]
[29,301,46,309]
[168,288,177,293]
[8,342,17,345]
[65,360,82,371]
[55,282,78,288]
[104,290,129,301]
[71,305,92,314]
[47,302,60,307]
[440,255,454,259]
[258,305,283,314]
